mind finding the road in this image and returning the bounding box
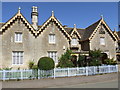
[48,80,118,88]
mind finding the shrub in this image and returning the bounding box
[89,49,102,66]
[57,49,74,68]
[104,58,117,65]
[38,57,55,70]
[89,58,101,66]
[32,65,38,70]
[3,67,12,70]
[78,55,86,67]
[89,49,102,59]
[28,61,35,69]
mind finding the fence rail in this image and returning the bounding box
[0,65,118,81]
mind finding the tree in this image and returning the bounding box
[57,49,74,68]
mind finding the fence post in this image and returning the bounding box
[38,69,40,79]
[116,65,118,72]
[86,67,88,76]
[76,67,79,76]
[53,68,55,79]
[108,65,111,73]
[21,70,23,80]
[67,68,69,77]
[93,66,96,75]
[3,70,6,81]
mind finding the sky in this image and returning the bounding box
[1,2,118,31]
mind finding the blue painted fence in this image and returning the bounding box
[0,65,118,81]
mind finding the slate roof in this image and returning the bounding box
[0,16,101,41]
[0,11,106,41]
[77,28,86,40]
[81,19,101,40]
[64,19,101,41]
[64,27,73,34]
[117,31,120,38]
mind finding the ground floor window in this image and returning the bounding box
[48,51,57,63]
[12,51,23,65]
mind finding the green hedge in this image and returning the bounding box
[37,57,55,70]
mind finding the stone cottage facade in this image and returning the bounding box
[0,6,118,69]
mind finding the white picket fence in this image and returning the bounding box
[0,65,118,81]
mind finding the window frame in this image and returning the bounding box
[49,34,56,44]
[12,51,24,65]
[15,32,23,43]
[100,37,105,45]
[48,51,57,63]
[71,38,78,46]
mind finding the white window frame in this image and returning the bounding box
[49,34,55,44]
[100,37,105,45]
[12,51,24,65]
[15,32,22,43]
[71,38,78,46]
[48,51,57,63]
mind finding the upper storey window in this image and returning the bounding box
[49,34,55,44]
[100,37,105,45]
[71,38,78,45]
[15,32,22,42]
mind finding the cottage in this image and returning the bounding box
[0,6,118,69]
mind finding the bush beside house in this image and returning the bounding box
[37,57,55,70]
[57,49,74,68]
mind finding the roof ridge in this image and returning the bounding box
[85,19,101,29]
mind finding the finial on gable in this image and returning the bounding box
[52,11,54,17]
[74,24,76,29]
[18,6,21,13]
[101,15,104,20]
[114,28,116,32]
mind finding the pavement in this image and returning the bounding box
[1,73,118,88]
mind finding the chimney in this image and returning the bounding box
[31,6,38,30]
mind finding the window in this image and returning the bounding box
[49,34,55,44]
[100,37,105,45]
[48,51,57,63]
[15,32,22,42]
[12,51,23,65]
[71,38,78,45]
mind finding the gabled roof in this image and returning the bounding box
[113,31,120,40]
[1,8,117,42]
[77,28,86,40]
[77,18,117,41]
[70,25,81,39]
[88,18,117,41]
[64,27,73,34]
[82,19,101,41]
[64,19,101,41]
[37,14,71,40]
[0,9,36,35]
